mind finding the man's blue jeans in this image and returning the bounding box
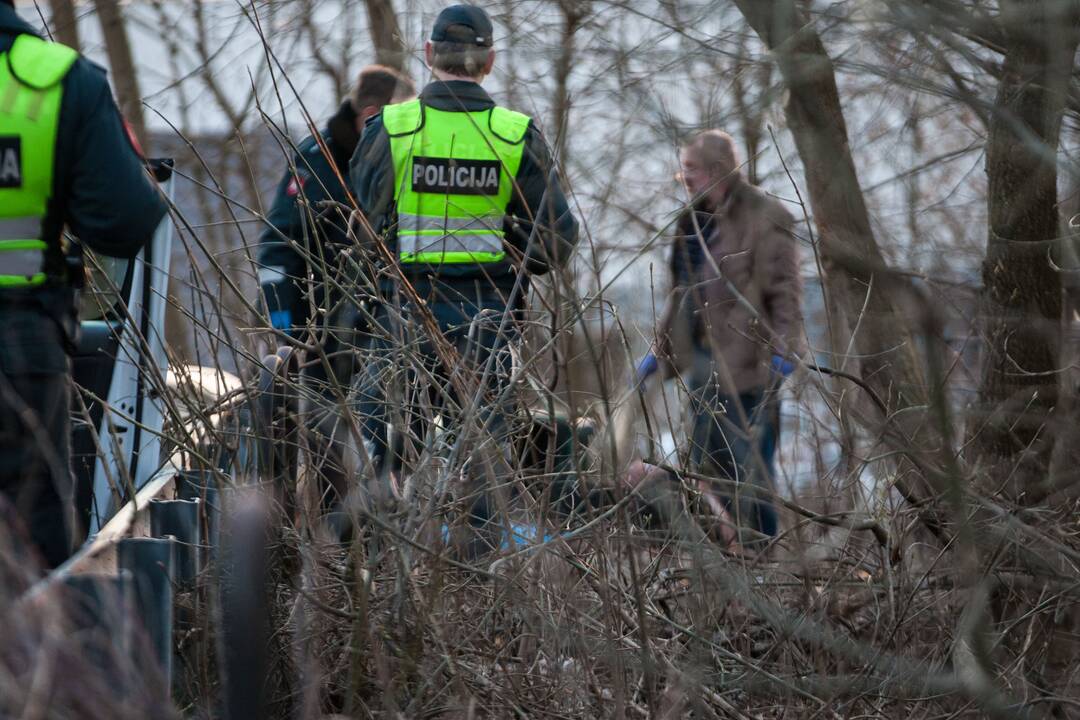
[687,378,780,539]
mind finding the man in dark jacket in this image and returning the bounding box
[349,4,578,540]
[0,1,166,567]
[258,65,414,512]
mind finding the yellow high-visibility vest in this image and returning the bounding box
[0,34,78,288]
[384,98,530,266]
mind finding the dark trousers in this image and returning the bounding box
[354,301,516,475]
[0,369,75,568]
[688,378,780,539]
[352,299,517,549]
[295,296,369,513]
[300,344,359,513]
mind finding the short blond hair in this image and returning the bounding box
[430,40,493,80]
[685,129,739,177]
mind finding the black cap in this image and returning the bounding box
[430,5,494,47]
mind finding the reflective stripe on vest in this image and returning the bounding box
[384,99,530,266]
[0,240,46,286]
[0,216,43,239]
[0,35,78,288]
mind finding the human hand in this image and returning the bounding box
[269,309,292,332]
[632,352,659,389]
[770,354,796,378]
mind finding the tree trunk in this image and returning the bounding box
[732,33,772,187]
[1045,124,1080,500]
[731,0,926,413]
[976,0,1079,497]
[731,1,962,543]
[92,0,146,149]
[364,0,406,72]
[49,0,81,50]
[551,1,587,157]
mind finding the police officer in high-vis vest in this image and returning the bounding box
[350,4,578,529]
[0,1,166,568]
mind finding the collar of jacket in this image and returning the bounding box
[710,175,745,220]
[0,4,38,41]
[326,100,359,170]
[679,176,745,237]
[420,80,495,112]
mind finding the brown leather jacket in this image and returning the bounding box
[655,178,803,393]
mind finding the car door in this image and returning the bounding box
[72,159,174,536]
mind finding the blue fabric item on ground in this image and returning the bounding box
[440,522,554,551]
[500,523,555,549]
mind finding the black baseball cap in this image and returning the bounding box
[430,5,494,47]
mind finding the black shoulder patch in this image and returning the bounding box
[0,137,22,189]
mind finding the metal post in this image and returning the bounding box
[117,537,176,692]
[216,495,271,720]
[150,498,201,583]
[175,468,216,501]
[176,469,225,557]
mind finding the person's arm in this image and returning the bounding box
[350,114,395,256]
[642,234,695,382]
[257,162,317,332]
[56,60,166,259]
[761,207,803,360]
[262,135,363,332]
[504,123,578,275]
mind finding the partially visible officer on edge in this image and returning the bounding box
[258,65,415,515]
[636,130,803,545]
[350,4,578,540]
[0,0,166,568]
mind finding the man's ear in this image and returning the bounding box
[424,41,435,69]
[482,48,496,77]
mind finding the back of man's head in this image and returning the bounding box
[687,129,739,179]
[349,65,416,115]
[428,4,495,81]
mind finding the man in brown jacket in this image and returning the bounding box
[636,130,802,541]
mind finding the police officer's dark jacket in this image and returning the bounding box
[0,4,166,373]
[350,80,578,304]
[258,101,363,331]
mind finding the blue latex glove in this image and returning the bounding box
[770,354,796,377]
[269,309,292,332]
[633,352,659,388]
